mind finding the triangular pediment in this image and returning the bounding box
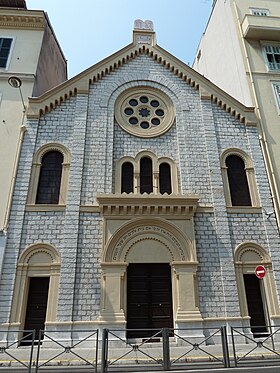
[27,28,257,126]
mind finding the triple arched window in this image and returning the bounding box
[117,152,178,195]
[27,144,71,206]
[221,149,259,208]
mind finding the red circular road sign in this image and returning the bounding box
[255,265,266,279]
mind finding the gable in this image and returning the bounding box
[27,28,257,127]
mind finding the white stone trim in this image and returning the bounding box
[221,148,260,207]
[27,143,71,206]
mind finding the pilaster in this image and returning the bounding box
[56,93,88,321]
[201,98,240,318]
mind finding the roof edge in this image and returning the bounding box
[27,41,258,127]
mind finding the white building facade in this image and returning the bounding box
[193,0,280,226]
[0,0,67,273]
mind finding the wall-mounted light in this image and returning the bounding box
[8,76,26,112]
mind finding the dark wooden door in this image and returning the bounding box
[127,263,173,338]
[23,277,50,342]
[244,274,268,336]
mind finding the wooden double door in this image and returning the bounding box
[127,263,173,338]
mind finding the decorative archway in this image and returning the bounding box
[99,218,202,327]
[234,242,279,326]
[10,243,61,328]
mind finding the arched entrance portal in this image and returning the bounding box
[99,218,202,335]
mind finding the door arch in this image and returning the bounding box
[99,218,202,330]
[234,242,279,336]
[10,243,60,338]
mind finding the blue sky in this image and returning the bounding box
[27,0,213,78]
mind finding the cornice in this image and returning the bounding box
[0,11,44,30]
[27,41,258,127]
[96,193,199,217]
[0,72,35,81]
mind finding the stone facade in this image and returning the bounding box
[0,23,279,342]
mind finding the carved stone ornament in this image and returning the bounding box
[136,35,152,45]
[134,19,154,31]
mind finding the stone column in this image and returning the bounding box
[172,261,202,324]
[99,262,127,324]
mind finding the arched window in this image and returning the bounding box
[121,162,134,193]
[36,151,63,204]
[159,163,172,194]
[116,152,178,195]
[140,157,153,194]
[226,155,251,206]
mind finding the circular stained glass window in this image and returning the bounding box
[115,87,175,138]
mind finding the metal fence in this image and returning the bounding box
[1,326,280,371]
[169,327,230,370]
[100,326,230,372]
[0,330,35,372]
[231,325,280,367]
[35,329,99,372]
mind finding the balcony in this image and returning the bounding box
[242,15,280,41]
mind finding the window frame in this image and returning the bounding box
[0,36,14,69]
[221,148,260,210]
[115,87,175,138]
[121,161,134,194]
[35,150,64,204]
[116,151,178,195]
[225,154,252,206]
[262,44,280,71]
[250,8,269,16]
[27,143,71,207]
[272,81,280,114]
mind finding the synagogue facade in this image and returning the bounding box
[0,21,280,342]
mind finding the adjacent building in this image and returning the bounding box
[0,0,67,272]
[193,0,280,226]
[0,21,279,343]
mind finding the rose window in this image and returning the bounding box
[115,87,175,138]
